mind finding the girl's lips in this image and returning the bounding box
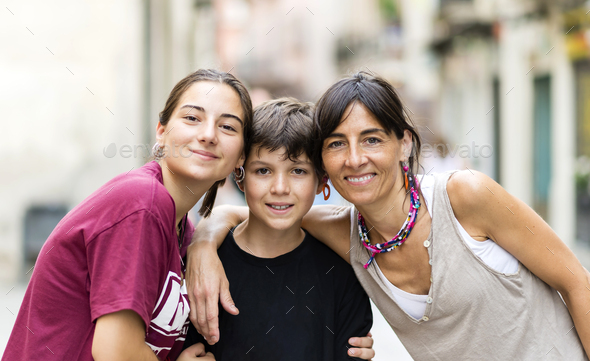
[191,149,218,160]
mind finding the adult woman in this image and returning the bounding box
[187,71,590,360]
[3,69,251,361]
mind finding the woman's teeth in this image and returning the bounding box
[348,174,375,183]
[270,205,290,210]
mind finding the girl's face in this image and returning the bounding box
[321,102,412,207]
[156,81,245,185]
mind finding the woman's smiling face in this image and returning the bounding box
[321,102,412,207]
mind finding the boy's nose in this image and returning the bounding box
[270,174,290,195]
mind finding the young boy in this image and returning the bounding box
[183,98,373,360]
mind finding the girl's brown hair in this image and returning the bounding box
[158,69,253,217]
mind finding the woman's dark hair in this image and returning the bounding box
[158,69,253,217]
[245,97,323,180]
[313,71,422,187]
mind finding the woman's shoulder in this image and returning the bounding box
[445,169,496,217]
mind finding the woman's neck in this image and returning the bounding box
[356,185,414,244]
[233,215,305,259]
[159,161,213,227]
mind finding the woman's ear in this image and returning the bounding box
[401,129,413,161]
[316,175,327,195]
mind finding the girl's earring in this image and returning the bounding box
[322,176,331,201]
[153,142,165,160]
[402,161,409,190]
[233,166,245,183]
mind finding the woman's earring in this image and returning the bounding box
[152,142,165,160]
[322,176,331,201]
[402,161,409,190]
[233,166,245,183]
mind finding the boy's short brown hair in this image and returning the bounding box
[245,97,324,180]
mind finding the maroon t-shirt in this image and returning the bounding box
[3,161,193,361]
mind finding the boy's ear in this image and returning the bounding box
[237,179,245,193]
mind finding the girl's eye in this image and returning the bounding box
[221,124,236,132]
[256,168,270,175]
[327,141,343,148]
[185,115,199,122]
[293,168,307,175]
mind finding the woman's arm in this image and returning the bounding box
[448,170,590,356]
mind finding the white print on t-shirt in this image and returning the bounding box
[145,271,190,356]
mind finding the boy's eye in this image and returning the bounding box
[293,168,307,175]
[256,168,270,175]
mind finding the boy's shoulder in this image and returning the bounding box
[302,230,354,271]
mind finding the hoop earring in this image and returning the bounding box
[322,176,331,201]
[233,166,245,183]
[402,161,409,190]
[152,142,165,160]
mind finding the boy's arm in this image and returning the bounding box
[186,205,248,344]
[334,277,374,361]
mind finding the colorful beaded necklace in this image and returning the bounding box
[358,170,420,269]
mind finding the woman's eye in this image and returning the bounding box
[327,141,343,148]
[185,115,199,122]
[293,168,307,175]
[256,168,270,175]
[366,137,381,145]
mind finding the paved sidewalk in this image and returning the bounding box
[0,283,412,360]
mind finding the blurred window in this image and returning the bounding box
[23,205,68,274]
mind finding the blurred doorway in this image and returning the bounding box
[532,75,552,220]
[576,61,590,245]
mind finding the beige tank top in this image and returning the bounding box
[349,171,587,360]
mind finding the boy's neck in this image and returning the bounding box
[233,213,306,259]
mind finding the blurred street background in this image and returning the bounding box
[3,0,590,359]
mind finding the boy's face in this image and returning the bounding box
[240,146,323,231]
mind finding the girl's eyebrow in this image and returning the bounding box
[179,104,243,125]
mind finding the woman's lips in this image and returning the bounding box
[344,173,376,185]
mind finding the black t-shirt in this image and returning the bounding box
[184,229,373,361]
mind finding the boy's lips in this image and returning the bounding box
[266,203,294,213]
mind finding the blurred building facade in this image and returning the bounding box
[430,0,590,251]
[3,0,590,285]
